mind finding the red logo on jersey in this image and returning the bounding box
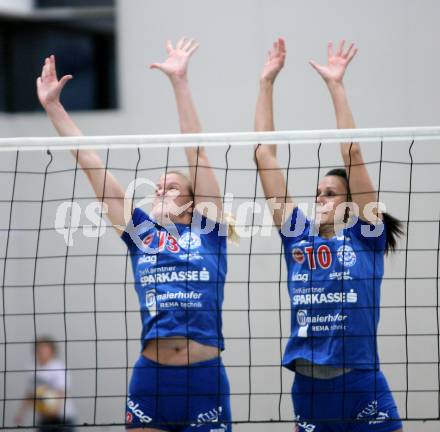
[143,234,154,247]
[292,248,305,264]
[126,412,133,424]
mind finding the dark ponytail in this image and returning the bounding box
[325,168,404,254]
[380,212,404,254]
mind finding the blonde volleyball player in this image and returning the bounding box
[254,38,403,432]
[36,38,232,431]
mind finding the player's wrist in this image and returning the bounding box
[170,73,189,87]
[326,79,345,91]
[44,101,64,115]
[259,77,275,89]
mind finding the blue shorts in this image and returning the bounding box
[292,369,402,432]
[126,355,232,431]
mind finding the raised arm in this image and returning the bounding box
[151,38,222,220]
[310,41,381,223]
[37,55,128,234]
[254,38,294,229]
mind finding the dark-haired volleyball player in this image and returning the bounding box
[254,38,403,431]
[37,38,232,432]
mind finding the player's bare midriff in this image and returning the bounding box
[142,337,220,365]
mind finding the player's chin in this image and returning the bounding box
[154,205,183,226]
[316,212,332,227]
[151,204,167,221]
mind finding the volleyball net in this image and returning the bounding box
[0,127,439,429]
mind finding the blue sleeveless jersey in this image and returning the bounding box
[280,207,387,371]
[121,208,227,350]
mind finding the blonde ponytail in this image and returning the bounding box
[222,212,240,245]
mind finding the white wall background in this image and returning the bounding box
[0,0,33,12]
[1,1,440,431]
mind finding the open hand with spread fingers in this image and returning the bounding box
[309,40,358,85]
[260,37,286,84]
[37,55,73,109]
[150,37,199,82]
